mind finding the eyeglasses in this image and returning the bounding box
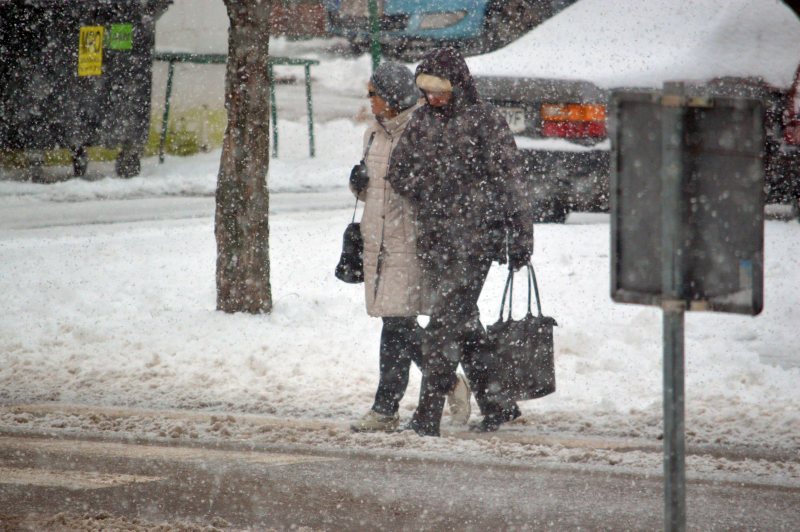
[423,90,451,99]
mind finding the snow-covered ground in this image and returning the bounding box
[1,114,799,486]
[2,2,800,487]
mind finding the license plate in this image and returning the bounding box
[498,107,526,133]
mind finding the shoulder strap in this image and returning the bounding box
[350,131,378,223]
[362,131,377,160]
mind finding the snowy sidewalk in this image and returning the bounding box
[2,131,799,494]
[2,403,798,491]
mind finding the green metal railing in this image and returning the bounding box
[153,51,320,162]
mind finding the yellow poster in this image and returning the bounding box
[78,26,104,77]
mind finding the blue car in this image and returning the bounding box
[323,0,571,59]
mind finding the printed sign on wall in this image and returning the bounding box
[109,23,133,51]
[78,26,104,76]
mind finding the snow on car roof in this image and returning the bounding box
[466,0,800,89]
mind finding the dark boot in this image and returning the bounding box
[406,375,447,437]
[469,403,522,433]
[405,415,441,437]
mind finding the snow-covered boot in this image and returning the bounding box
[350,410,399,432]
[446,372,471,425]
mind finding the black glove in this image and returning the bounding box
[349,161,369,194]
[508,248,531,272]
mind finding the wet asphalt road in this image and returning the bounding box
[1,434,798,531]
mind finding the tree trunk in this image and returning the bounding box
[216,0,272,313]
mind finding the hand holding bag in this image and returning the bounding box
[335,132,377,284]
[487,262,557,400]
[334,198,364,284]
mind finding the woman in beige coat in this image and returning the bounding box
[349,62,470,433]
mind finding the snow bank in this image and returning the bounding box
[467,0,800,88]
[0,139,798,456]
[0,118,366,202]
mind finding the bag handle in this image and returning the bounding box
[350,197,359,223]
[526,262,543,318]
[350,135,376,223]
[497,269,519,322]
[363,131,377,159]
[497,261,543,322]
[350,131,378,223]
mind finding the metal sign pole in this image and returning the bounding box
[158,59,176,164]
[367,0,381,72]
[612,84,765,532]
[660,87,687,532]
[662,305,686,530]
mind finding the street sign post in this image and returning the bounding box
[609,83,765,531]
[367,0,381,73]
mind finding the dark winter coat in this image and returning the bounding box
[385,48,533,271]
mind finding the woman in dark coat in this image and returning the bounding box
[349,61,471,433]
[386,47,534,436]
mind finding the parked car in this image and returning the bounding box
[468,0,800,222]
[323,0,577,60]
[777,63,800,214]
[473,76,609,222]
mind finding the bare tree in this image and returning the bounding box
[216,0,272,313]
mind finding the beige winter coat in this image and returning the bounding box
[352,104,430,317]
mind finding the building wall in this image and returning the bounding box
[152,0,229,113]
[156,0,229,54]
[151,1,327,113]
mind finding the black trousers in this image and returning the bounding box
[371,316,422,416]
[412,256,518,433]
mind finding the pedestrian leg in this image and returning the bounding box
[408,256,491,436]
[372,316,421,416]
[408,318,460,436]
[462,324,521,428]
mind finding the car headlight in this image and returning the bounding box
[419,11,467,30]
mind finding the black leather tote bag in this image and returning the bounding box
[335,198,364,284]
[487,263,557,401]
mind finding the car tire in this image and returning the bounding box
[382,42,425,62]
[347,38,369,57]
[482,0,551,52]
[793,174,800,221]
[116,148,141,179]
[533,196,568,224]
[71,146,88,178]
[26,150,46,183]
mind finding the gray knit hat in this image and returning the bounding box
[370,62,420,111]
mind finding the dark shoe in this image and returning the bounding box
[469,404,522,433]
[406,377,446,437]
[468,414,504,433]
[506,404,522,422]
[402,418,440,437]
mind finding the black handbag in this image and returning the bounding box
[335,132,376,284]
[487,262,557,401]
[335,198,364,283]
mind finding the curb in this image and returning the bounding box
[2,402,797,465]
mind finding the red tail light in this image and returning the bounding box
[785,122,800,146]
[784,66,800,146]
[784,96,800,145]
[541,103,606,139]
